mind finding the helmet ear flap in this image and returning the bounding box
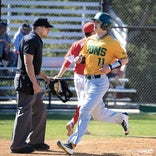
[101,22,111,30]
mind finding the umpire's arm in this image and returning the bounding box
[24,53,41,94]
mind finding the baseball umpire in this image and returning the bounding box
[10,18,53,153]
[57,12,129,155]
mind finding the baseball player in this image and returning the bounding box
[57,12,129,155]
[55,22,95,136]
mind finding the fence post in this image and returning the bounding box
[100,0,110,12]
[0,0,1,20]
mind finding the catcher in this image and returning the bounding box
[54,22,95,136]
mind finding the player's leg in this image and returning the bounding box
[57,75,109,154]
[67,76,108,145]
[92,102,129,135]
[66,74,85,136]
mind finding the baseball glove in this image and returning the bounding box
[46,79,73,103]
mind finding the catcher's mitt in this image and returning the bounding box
[46,79,73,103]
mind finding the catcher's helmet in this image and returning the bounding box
[46,79,73,103]
[92,12,112,30]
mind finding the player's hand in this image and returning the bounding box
[98,65,111,74]
[52,75,62,80]
[38,72,50,83]
[74,56,82,64]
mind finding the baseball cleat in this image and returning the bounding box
[121,112,129,135]
[66,123,73,136]
[57,140,74,155]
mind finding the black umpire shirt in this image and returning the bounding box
[17,32,43,75]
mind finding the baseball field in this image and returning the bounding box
[0,113,156,156]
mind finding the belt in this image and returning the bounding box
[16,70,27,75]
[85,74,101,80]
[16,70,37,77]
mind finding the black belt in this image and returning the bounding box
[16,70,27,75]
[16,70,37,76]
[85,74,101,80]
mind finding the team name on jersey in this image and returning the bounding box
[87,45,106,56]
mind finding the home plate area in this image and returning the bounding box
[0,137,156,156]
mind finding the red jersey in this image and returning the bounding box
[62,38,86,75]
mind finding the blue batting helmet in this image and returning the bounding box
[92,12,112,30]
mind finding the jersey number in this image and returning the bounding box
[98,58,105,66]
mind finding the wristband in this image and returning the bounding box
[108,60,122,70]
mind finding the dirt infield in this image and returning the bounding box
[0,137,156,156]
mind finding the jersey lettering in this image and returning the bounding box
[100,47,106,56]
[87,45,106,57]
[88,45,100,55]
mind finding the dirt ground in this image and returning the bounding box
[0,137,156,156]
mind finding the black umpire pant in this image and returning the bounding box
[10,92,47,149]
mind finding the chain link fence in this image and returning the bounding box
[111,0,156,103]
[0,0,155,107]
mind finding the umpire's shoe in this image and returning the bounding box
[29,143,50,151]
[57,140,75,155]
[10,145,35,153]
[121,112,129,135]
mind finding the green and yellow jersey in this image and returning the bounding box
[80,34,128,75]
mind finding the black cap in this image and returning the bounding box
[33,18,53,28]
[0,20,8,27]
[22,22,31,29]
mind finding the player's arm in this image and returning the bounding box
[74,54,85,64]
[56,65,68,78]
[74,43,87,64]
[55,55,73,78]
[108,57,128,70]
[13,34,20,54]
[99,57,129,74]
[106,41,128,73]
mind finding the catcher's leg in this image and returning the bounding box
[66,106,80,136]
[73,105,80,125]
[66,73,85,136]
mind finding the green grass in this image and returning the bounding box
[0,113,156,140]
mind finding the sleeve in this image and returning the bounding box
[13,33,20,51]
[113,40,128,59]
[62,42,77,68]
[62,60,71,68]
[79,40,87,57]
[65,42,78,60]
[23,38,36,55]
[65,55,75,64]
[60,43,75,68]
